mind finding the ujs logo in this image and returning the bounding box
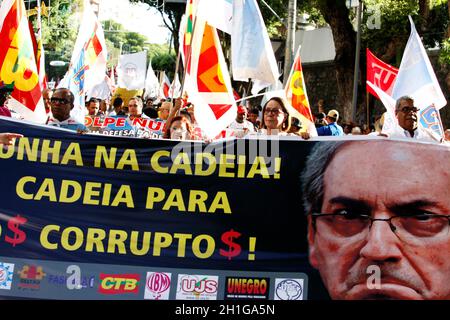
[176,274,218,300]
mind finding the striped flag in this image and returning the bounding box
[179,0,198,75]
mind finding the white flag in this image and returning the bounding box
[392,16,447,110]
[62,0,107,122]
[367,81,399,136]
[144,60,159,99]
[117,51,147,90]
[197,0,233,34]
[68,0,107,91]
[251,79,272,95]
[86,75,112,100]
[169,73,182,98]
[231,0,279,85]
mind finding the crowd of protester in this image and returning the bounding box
[0,82,449,144]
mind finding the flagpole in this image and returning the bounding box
[366,90,370,129]
[170,46,182,101]
[235,91,275,103]
[351,0,363,122]
[435,106,445,139]
[180,0,201,97]
[159,70,164,99]
[180,20,197,98]
[242,79,252,106]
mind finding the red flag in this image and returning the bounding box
[284,47,317,136]
[285,48,313,122]
[366,48,398,99]
[185,17,236,138]
[159,72,171,99]
[0,0,46,123]
[28,15,47,90]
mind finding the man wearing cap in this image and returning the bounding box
[228,105,256,137]
[316,109,344,136]
[384,96,440,142]
[287,117,302,134]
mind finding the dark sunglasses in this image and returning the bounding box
[399,106,418,113]
[51,97,70,104]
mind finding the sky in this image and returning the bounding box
[98,0,171,45]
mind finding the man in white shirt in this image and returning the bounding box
[228,105,255,137]
[387,96,441,142]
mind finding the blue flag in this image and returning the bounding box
[231,0,279,85]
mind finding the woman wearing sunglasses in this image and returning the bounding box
[247,97,309,139]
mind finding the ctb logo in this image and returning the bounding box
[98,273,140,295]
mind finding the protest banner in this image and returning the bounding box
[0,117,449,300]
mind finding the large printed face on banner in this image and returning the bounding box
[304,140,450,300]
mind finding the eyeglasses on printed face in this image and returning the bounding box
[264,108,283,115]
[51,97,70,104]
[310,211,450,244]
[399,106,419,113]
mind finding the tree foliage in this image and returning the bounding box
[130,0,184,56]
[34,0,80,61]
[103,19,148,67]
[102,19,175,76]
[27,0,81,80]
[361,0,448,65]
